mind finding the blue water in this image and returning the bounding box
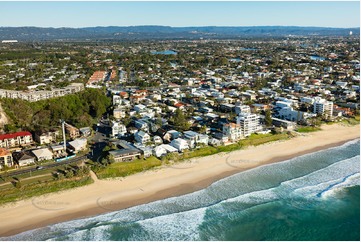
[2,140,360,241]
[151,50,177,55]
[310,55,325,61]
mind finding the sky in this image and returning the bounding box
[0,1,359,28]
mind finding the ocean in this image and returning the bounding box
[3,139,360,241]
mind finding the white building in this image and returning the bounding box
[111,121,127,137]
[235,104,251,115]
[31,148,53,161]
[113,95,122,106]
[170,138,189,152]
[113,108,126,119]
[153,144,178,157]
[68,138,87,153]
[313,98,333,119]
[222,123,243,141]
[277,107,313,122]
[236,113,262,137]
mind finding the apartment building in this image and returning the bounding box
[0,148,13,169]
[222,122,243,142]
[236,113,262,137]
[313,97,334,119]
[0,83,84,102]
[0,131,33,149]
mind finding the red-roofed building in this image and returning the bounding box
[0,131,33,149]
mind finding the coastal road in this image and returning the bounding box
[0,155,88,179]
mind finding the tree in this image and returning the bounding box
[200,125,207,134]
[265,110,273,127]
[173,108,191,131]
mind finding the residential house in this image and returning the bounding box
[113,95,122,106]
[133,144,153,158]
[35,130,59,145]
[222,123,243,141]
[12,151,35,167]
[153,136,163,144]
[212,132,229,144]
[50,144,67,158]
[276,107,313,122]
[134,130,151,144]
[153,144,178,157]
[272,118,296,131]
[170,138,189,152]
[153,145,167,157]
[65,123,80,139]
[0,131,33,149]
[79,127,92,137]
[208,137,222,146]
[135,119,149,132]
[111,121,127,138]
[165,130,181,142]
[113,108,126,119]
[68,138,87,153]
[109,149,141,162]
[183,131,209,148]
[31,148,53,161]
[198,134,209,145]
[0,148,13,169]
[183,130,199,148]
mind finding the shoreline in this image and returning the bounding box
[0,123,359,238]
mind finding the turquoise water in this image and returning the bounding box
[2,140,360,241]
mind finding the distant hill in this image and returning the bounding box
[0,26,359,41]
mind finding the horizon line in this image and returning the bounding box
[1,25,360,29]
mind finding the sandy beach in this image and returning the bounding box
[0,123,359,237]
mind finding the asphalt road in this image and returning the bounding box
[1,155,88,178]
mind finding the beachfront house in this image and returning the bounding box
[170,138,189,152]
[133,144,153,158]
[109,149,141,162]
[153,144,178,158]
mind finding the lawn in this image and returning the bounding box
[296,126,322,133]
[0,175,93,206]
[95,156,162,179]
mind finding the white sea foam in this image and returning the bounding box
[130,207,207,241]
[3,140,359,241]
